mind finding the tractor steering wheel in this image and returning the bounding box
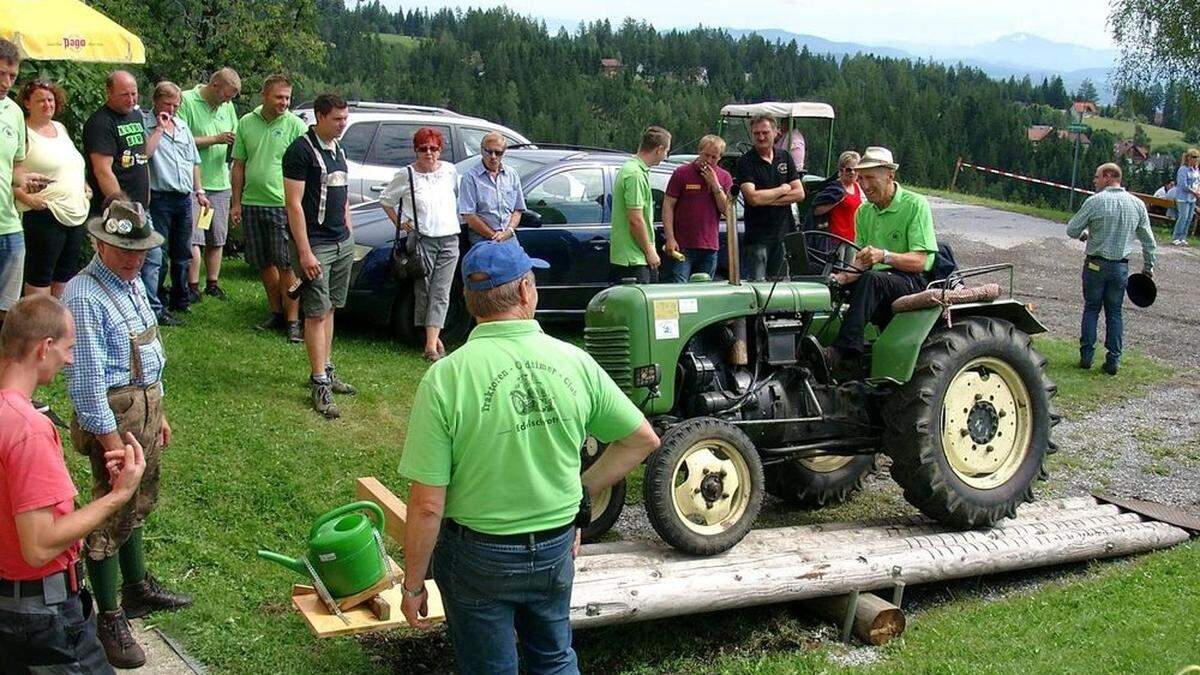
[803,230,867,278]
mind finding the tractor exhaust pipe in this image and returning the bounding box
[725,199,748,365]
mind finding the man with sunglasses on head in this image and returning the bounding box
[459,132,527,245]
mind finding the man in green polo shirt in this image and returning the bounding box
[178,67,240,303]
[828,146,937,363]
[610,125,671,284]
[231,74,307,341]
[398,241,659,674]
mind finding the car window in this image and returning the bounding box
[340,122,377,163]
[459,127,489,158]
[649,170,670,223]
[526,168,604,226]
[367,123,452,167]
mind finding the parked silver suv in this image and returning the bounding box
[293,101,532,203]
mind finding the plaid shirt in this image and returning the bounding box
[63,256,166,434]
[1067,186,1157,272]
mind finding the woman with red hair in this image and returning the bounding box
[12,80,89,297]
[379,126,461,361]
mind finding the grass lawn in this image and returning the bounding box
[1084,116,1185,151]
[373,32,425,49]
[37,260,1187,673]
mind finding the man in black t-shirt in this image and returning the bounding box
[734,115,806,280]
[282,93,355,419]
[82,71,180,325]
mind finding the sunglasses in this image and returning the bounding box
[416,145,441,153]
[482,148,506,157]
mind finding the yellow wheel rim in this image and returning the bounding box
[590,485,612,522]
[940,356,1033,489]
[670,438,753,535]
[798,455,855,473]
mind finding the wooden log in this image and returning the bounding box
[803,592,905,645]
[356,477,407,543]
[567,521,1189,629]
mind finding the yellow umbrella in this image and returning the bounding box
[0,0,145,64]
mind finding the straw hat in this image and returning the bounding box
[855,146,899,171]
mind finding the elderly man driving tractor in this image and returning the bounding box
[824,146,938,367]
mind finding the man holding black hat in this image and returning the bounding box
[398,241,660,674]
[1067,162,1157,375]
[62,198,192,668]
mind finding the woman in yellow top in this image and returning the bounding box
[13,79,90,298]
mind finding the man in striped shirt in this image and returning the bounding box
[1066,162,1157,376]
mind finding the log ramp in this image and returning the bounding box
[287,478,1192,641]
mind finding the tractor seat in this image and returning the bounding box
[891,283,1002,313]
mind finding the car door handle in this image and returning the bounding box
[369,185,384,192]
[588,236,607,250]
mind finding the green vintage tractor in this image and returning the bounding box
[581,231,1057,555]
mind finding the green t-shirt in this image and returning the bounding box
[0,97,27,236]
[399,320,645,535]
[177,85,238,191]
[231,106,306,207]
[853,183,937,271]
[610,156,654,266]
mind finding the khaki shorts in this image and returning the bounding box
[290,237,354,318]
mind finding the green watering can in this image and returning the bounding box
[257,501,387,599]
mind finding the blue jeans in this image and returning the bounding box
[0,231,24,311]
[1173,200,1194,240]
[138,212,164,315]
[667,248,718,283]
[432,524,578,675]
[1080,258,1128,365]
[742,242,787,281]
[149,191,194,310]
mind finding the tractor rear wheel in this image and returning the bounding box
[764,454,877,508]
[580,436,626,542]
[884,317,1056,528]
[643,418,764,555]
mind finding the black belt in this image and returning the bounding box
[0,560,85,598]
[1087,255,1129,263]
[444,519,574,545]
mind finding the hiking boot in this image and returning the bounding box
[312,380,341,419]
[326,364,357,395]
[157,311,182,327]
[1078,356,1093,370]
[121,574,194,619]
[256,313,285,332]
[1101,361,1119,376]
[97,609,146,669]
[204,283,228,300]
[287,321,303,344]
[187,286,203,304]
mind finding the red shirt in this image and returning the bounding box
[828,181,864,242]
[665,162,733,251]
[0,390,79,580]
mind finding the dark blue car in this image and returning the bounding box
[341,148,744,342]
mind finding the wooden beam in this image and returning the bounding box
[803,593,905,645]
[356,477,408,544]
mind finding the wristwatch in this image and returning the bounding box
[882,250,893,266]
[400,582,426,598]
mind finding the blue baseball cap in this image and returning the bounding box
[461,240,549,291]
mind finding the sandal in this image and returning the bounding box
[423,349,441,363]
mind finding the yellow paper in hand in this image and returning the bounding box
[196,205,214,231]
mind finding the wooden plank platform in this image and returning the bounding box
[292,557,446,638]
[286,481,1192,638]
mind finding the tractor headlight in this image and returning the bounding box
[634,364,661,388]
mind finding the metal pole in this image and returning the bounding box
[1069,133,1081,211]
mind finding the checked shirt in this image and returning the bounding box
[1066,186,1157,271]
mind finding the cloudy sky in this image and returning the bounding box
[386,0,1116,49]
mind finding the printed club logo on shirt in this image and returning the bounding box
[777,163,788,174]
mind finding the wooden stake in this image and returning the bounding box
[804,592,906,645]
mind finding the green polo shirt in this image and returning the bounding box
[854,183,937,271]
[610,156,654,266]
[399,320,645,535]
[231,106,306,207]
[177,85,238,191]
[0,98,27,236]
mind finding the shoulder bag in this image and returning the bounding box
[391,165,427,280]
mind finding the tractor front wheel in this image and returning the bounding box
[764,454,877,508]
[884,317,1056,528]
[580,436,626,542]
[643,418,764,555]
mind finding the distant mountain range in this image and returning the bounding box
[725,29,1116,103]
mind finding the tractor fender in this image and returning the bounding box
[869,299,1046,384]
